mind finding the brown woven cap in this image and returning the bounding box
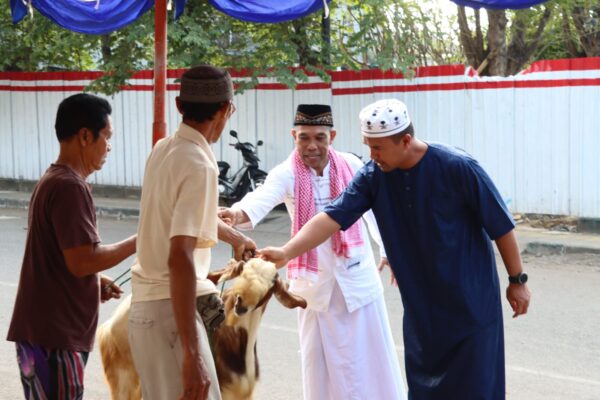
[179,65,233,103]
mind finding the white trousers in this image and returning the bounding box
[128,298,221,400]
[298,282,407,400]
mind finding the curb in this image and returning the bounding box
[522,241,600,256]
[0,198,29,210]
[96,206,139,219]
[0,198,140,219]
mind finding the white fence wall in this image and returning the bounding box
[1,58,600,218]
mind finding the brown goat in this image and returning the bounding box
[97,258,306,400]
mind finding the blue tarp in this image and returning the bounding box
[9,0,331,33]
[208,0,330,23]
[10,0,548,35]
[450,0,548,9]
[9,0,187,35]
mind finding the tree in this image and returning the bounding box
[332,0,464,73]
[0,1,466,91]
[0,7,96,71]
[560,0,600,57]
[457,4,553,76]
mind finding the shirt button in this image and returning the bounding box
[405,186,411,191]
[407,204,412,208]
[404,172,409,177]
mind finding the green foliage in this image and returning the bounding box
[8,0,595,93]
[0,7,96,71]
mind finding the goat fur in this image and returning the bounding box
[97,258,306,400]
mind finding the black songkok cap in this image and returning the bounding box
[294,104,334,127]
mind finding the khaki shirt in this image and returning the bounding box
[132,123,219,302]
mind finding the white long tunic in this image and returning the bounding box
[233,150,406,400]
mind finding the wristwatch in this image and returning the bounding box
[508,272,528,285]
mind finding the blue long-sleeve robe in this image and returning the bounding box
[325,142,515,399]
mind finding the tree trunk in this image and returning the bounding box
[486,9,507,76]
[101,35,112,63]
[321,11,331,66]
[561,10,583,58]
[506,7,552,75]
[571,5,600,56]
[291,20,318,66]
[457,6,487,70]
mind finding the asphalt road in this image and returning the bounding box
[0,208,599,399]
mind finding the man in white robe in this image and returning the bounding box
[219,104,406,400]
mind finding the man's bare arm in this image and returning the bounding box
[169,235,211,399]
[495,230,531,318]
[62,234,136,277]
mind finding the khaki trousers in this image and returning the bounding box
[129,298,221,400]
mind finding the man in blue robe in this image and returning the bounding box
[259,98,531,399]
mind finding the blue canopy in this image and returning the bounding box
[9,0,331,33]
[208,0,330,23]
[450,0,548,9]
[10,1,549,34]
[9,0,187,35]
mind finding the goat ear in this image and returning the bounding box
[273,277,307,309]
[217,260,245,283]
[207,259,244,284]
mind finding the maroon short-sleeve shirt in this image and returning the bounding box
[7,164,101,352]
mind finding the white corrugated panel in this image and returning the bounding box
[0,90,14,178]
[514,86,572,215]
[1,63,600,218]
[255,89,295,171]
[11,90,41,180]
[36,92,63,178]
[569,86,600,218]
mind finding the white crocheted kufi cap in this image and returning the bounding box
[359,99,410,138]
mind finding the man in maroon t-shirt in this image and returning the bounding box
[6,93,137,400]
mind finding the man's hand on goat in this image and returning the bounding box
[100,275,123,303]
[180,352,211,400]
[377,257,397,287]
[257,246,289,268]
[232,235,257,261]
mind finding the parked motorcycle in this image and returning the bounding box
[218,130,268,205]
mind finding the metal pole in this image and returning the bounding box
[152,0,168,146]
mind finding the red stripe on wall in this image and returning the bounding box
[331,78,600,95]
[0,71,104,81]
[2,59,600,83]
[522,57,600,74]
[329,65,467,82]
[0,85,87,91]
[163,82,330,91]
[2,78,599,94]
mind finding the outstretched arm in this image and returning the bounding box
[495,230,531,318]
[62,234,136,277]
[258,212,340,268]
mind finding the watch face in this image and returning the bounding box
[519,272,528,284]
[510,272,528,284]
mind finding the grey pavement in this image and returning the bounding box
[1,191,600,399]
[2,189,600,255]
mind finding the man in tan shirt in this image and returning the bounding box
[129,65,252,400]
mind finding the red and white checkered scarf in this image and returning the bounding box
[288,149,364,281]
